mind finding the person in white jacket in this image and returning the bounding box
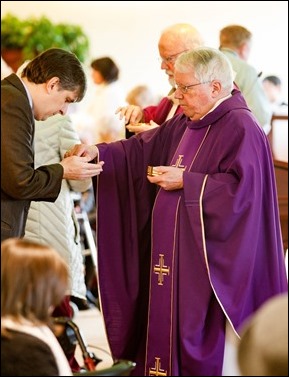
[71,56,126,144]
[24,113,92,372]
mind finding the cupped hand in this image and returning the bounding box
[61,155,104,180]
[126,120,160,134]
[115,105,143,125]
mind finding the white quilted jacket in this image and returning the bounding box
[25,114,92,299]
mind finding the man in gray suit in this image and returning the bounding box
[1,48,104,241]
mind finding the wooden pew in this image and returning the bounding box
[267,114,288,252]
[267,114,288,162]
[273,159,288,251]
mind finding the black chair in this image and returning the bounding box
[53,317,136,376]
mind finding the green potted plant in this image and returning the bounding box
[1,13,29,49]
[1,13,30,71]
[55,23,90,63]
[1,13,89,71]
[22,16,89,63]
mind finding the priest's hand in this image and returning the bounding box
[147,166,184,190]
[64,144,98,160]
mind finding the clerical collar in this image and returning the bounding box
[200,93,232,120]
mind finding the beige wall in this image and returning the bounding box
[2,1,288,100]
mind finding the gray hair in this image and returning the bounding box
[175,47,234,92]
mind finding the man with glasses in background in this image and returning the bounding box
[66,47,287,376]
[116,23,204,135]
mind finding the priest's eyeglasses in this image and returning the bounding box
[175,81,211,94]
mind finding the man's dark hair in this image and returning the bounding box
[21,48,87,101]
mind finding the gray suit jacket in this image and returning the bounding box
[1,74,63,241]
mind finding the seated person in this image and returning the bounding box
[125,85,159,138]
[1,238,72,376]
[126,85,157,108]
[262,75,288,115]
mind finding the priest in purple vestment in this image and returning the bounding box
[65,47,288,376]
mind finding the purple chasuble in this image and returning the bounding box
[96,89,288,376]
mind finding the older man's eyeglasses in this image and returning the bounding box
[175,81,210,94]
[159,50,188,65]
